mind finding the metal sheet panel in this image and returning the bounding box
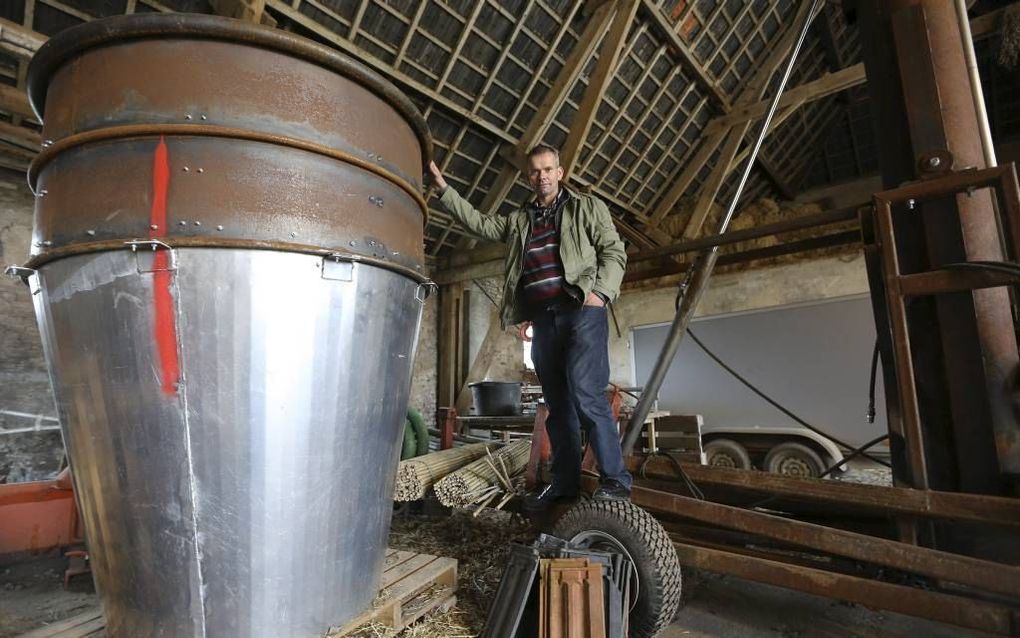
[33,249,423,636]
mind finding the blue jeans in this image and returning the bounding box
[530,302,632,493]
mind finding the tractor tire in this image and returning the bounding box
[764,441,825,478]
[704,438,752,470]
[552,499,682,638]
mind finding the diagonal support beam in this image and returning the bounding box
[638,0,730,110]
[453,1,620,252]
[561,0,641,178]
[680,0,821,240]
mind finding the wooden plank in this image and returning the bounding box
[457,0,618,249]
[646,126,728,228]
[437,284,467,409]
[17,609,102,638]
[561,0,640,178]
[503,0,618,171]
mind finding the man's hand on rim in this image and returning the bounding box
[583,292,606,307]
[427,161,448,193]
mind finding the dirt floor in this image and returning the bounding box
[1,505,990,638]
[0,555,96,636]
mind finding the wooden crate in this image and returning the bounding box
[19,549,457,638]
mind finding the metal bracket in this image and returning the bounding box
[322,252,358,281]
[415,280,438,303]
[4,265,34,285]
[126,239,177,273]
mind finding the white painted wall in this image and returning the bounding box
[607,252,871,386]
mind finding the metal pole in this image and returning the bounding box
[955,0,997,169]
[622,0,823,455]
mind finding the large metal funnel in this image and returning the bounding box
[22,14,432,637]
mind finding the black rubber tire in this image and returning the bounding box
[764,441,825,478]
[552,499,682,638]
[704,438,752,470]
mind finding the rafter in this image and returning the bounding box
[705,63,866,134]
[561,0,640,178]
[452,0,619,252]
[679,0,821,240]
[638,0,729,110]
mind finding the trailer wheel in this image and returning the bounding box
[552,499,682,638]
[704,438,752,470]
[764,441,825,478]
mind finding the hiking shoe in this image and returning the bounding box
[592,479,630,501]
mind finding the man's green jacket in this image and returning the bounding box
[438,186,627,328]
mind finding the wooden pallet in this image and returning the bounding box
[330,549,458,636]
[19,549,457,638]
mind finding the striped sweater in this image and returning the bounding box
[521,189,567,306]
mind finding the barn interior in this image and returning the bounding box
[1,0,1019,636]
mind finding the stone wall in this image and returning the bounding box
[0,169,64,482]
[408,292,438,427]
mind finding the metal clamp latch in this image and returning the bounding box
[4,265,35,285]
[415,280,438,303]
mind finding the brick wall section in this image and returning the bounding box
[0,169,64,482]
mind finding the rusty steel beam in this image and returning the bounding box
[626,457,1020,529]
[858,0,1020,505]
[673,543,1018,636]
[581,477,1020,600]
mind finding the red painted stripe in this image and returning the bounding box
[149,136,179,396]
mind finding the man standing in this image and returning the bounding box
[427,145,632,505]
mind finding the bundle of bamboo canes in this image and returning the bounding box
[393,443,494,501]
[434,439,531,510]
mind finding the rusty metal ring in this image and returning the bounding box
[28,123,430,224]
[23,236,431,284]
[26,13,433,164]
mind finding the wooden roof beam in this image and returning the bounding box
[451,0,620,252]
[704,63,866,135]
[561,0,641,178]
[482,0,619,212]
[646,59,857,231]
[679,0,822,240]
[639,0,730,111]
[0,17,45,60]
